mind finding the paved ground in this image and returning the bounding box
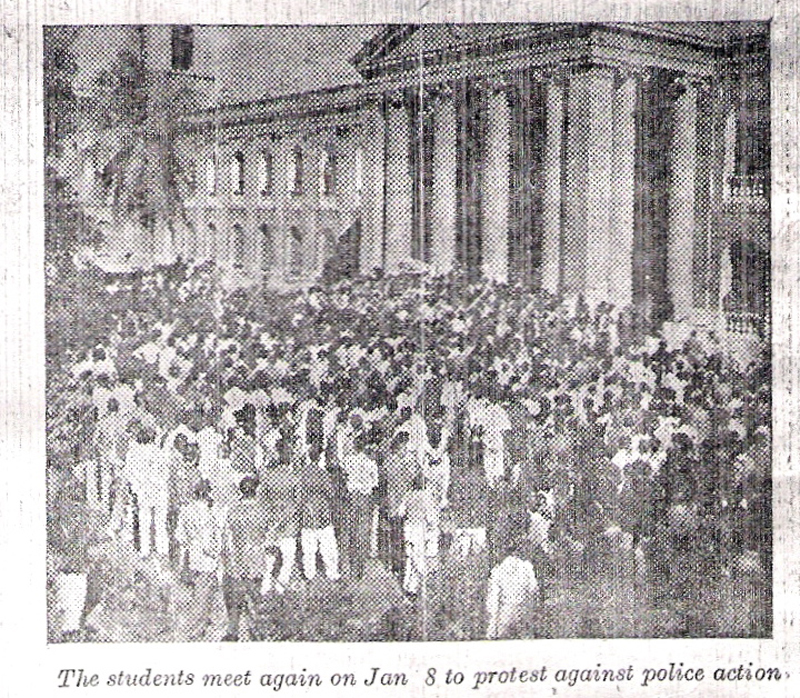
[50,541,769,643]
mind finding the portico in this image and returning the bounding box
[175,22,769,332]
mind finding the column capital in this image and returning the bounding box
[540,64,570,88]
[384,88,407,110]
[485,74,513,95]
[608,64,649,88]
[674,72,714,94]
[428,80,455,103]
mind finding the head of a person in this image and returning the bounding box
[137,426,156,445]
[392,430,410,453]
[173,432,189,454]
[239,475,259,499]
[193,479,212,502]
[184,442,200,465]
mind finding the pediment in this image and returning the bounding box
[352,23,566,78]
[352,22,768,80]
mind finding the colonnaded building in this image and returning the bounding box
[79,23,770,334]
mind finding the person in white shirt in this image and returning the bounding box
[425,419,452,509]
[397,474,440,596]
[92,397,129,515]
[485,530,540,640]
[174,480,224,641]
[482,402,512,488]
[125,426,170,558]
[341,436,378,579]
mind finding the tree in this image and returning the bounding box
[86,28,202,260]
[44,27,103,281]
[44,27,79,159]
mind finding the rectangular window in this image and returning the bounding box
[232,151,245,195]
[184,158,197,196]
[260,224,274,272]
[233,224,246,268]
[258,151,273,196]
[171,26,194,72]
[292,146,304,196]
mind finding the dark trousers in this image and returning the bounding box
[222,575,262,640]
[345,492,372,578]
[387,515,405,577]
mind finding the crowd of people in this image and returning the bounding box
[46,259,771,641]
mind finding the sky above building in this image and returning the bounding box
[68,25,377,105]
[60,22,768,109]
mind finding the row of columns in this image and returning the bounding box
[360,65,702,319]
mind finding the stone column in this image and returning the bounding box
[541,75,564,295]
[609,73,637,310]
[563,67,616,307]
[431,88,457,275]
[482,84,511,283]
[722,102,737,204]
[668,79,698,321]
[360,105,385,275]
[275,137,293,281]
[384,94,413,274]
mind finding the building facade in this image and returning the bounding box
[88,24,771,332]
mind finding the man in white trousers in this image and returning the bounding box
[47,469,105,641]
[298,443,340,581]
[126,426,170,558]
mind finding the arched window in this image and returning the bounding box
[232,151,245,195]
[260,224,274,272]
[289,226,303,277]
[291,146,304,195]
[233,223,246,268]
[321,149,337,197]
[205,154,216,196]
[258,151,273,197]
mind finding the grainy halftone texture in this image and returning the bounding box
[44,23,772,644]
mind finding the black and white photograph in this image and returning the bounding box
[43,22,772,644]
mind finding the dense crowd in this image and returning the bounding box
[46,260,771,641]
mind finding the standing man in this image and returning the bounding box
[92,397,127,516]
[126,425,170,558]
[341,436,379,579]
[383,431,417,577]
[221,476,268,641]
[174,479,224,641]
[167,436,202,568]
[258,436,301,591]
[47,468,106,642]
[298,442,340,582]
[397,473,440,596]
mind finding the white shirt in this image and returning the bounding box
[125,442,169,502]
[342,452,378,495]
[197,427,223,473]
[485,555,539,640]
[175,500,220,573]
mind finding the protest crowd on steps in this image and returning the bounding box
[46,259,771,642]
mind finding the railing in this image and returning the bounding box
[728,174,770,201]
[725,309,769,337]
